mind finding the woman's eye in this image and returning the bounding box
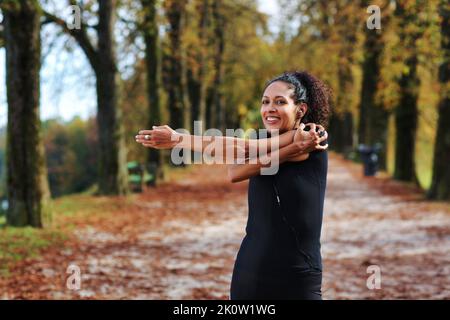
[276,100,285,105]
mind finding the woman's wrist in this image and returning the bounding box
[175,132,188,148]
[284,142,301,158]
[292,139,307,155]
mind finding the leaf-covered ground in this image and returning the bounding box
[1,153,449,299]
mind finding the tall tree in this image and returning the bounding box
[210,0,225,131]
[44,0,128,195]
[196,0,210,131]
[393,0,426,182]
[358,0,390,168]
[3,0,51,227]
[334,1,359,154]
[180,3,191,133]
[141,0,164,181]
[428,0,450,200]
[163,0,190,131]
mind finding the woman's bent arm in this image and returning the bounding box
[176,130,295,159]
[227,144,310,183]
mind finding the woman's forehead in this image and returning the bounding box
[263,81,294,98]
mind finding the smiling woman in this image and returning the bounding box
[262,71,331,130]
[228,71,331,300]
[136,70,331,300]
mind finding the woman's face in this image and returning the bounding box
[261,81,301,134]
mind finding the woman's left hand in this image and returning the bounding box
[292,123,328,154]
[135,125,181,149]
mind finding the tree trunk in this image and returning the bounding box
[197,0,210,132]
[329,112,354,155]
[180,6,191,133]
[393,1,421,182]
[164,0,190,166]
[211,0,225,132]
[358,27,388,169]
[336,63,355,153]
[141,0,164,181]
[96,0,128,194]
[165,0,187,131]
[326,1,356,155]
[428,1,450,200]
[4,0,51,227]
[393,55,419,182]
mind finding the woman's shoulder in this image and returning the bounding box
[282,150,327,172]
[307,150,328,177]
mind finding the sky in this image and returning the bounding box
[0,0,280,127]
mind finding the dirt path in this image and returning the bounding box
[322,156,450,299]
[1,154,449,299]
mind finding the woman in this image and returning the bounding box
[135,70,331,300]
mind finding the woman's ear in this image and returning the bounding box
[296,103,308,119]
[300,102,308,115]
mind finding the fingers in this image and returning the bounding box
[305,123,327,139]
[135,133,151,140]
[152,125,173,132]
[135,133,161,146]
[318,130,328,143]
[316,124,324,131]
[135,134,161,144]
[306,123,316,133]
[136,128,172,142]
[315,143,328,150]
[138,125,169,134]
[303,123,327,142]
[135,127,179,150]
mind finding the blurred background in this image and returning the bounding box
[0,0,448,299]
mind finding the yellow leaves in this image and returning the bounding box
[237,103,247,117]
[402,65,411,76]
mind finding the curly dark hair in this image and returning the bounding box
[264,70,332,128]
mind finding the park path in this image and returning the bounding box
[1,153,449,299]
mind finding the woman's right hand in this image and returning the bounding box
[136,125,182,149]
[292,123,328,154]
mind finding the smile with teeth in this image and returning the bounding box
[265,116,280,124]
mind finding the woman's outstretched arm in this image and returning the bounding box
[135,123,326,162]
[136,125,296,159]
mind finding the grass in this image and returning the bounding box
[0,225,67,277]
[0,193,117,277]
[0,174,171,276]
[0,214,5,228]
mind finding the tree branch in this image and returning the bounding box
[42,10,98,70]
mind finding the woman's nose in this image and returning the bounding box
[264,103,276,112]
